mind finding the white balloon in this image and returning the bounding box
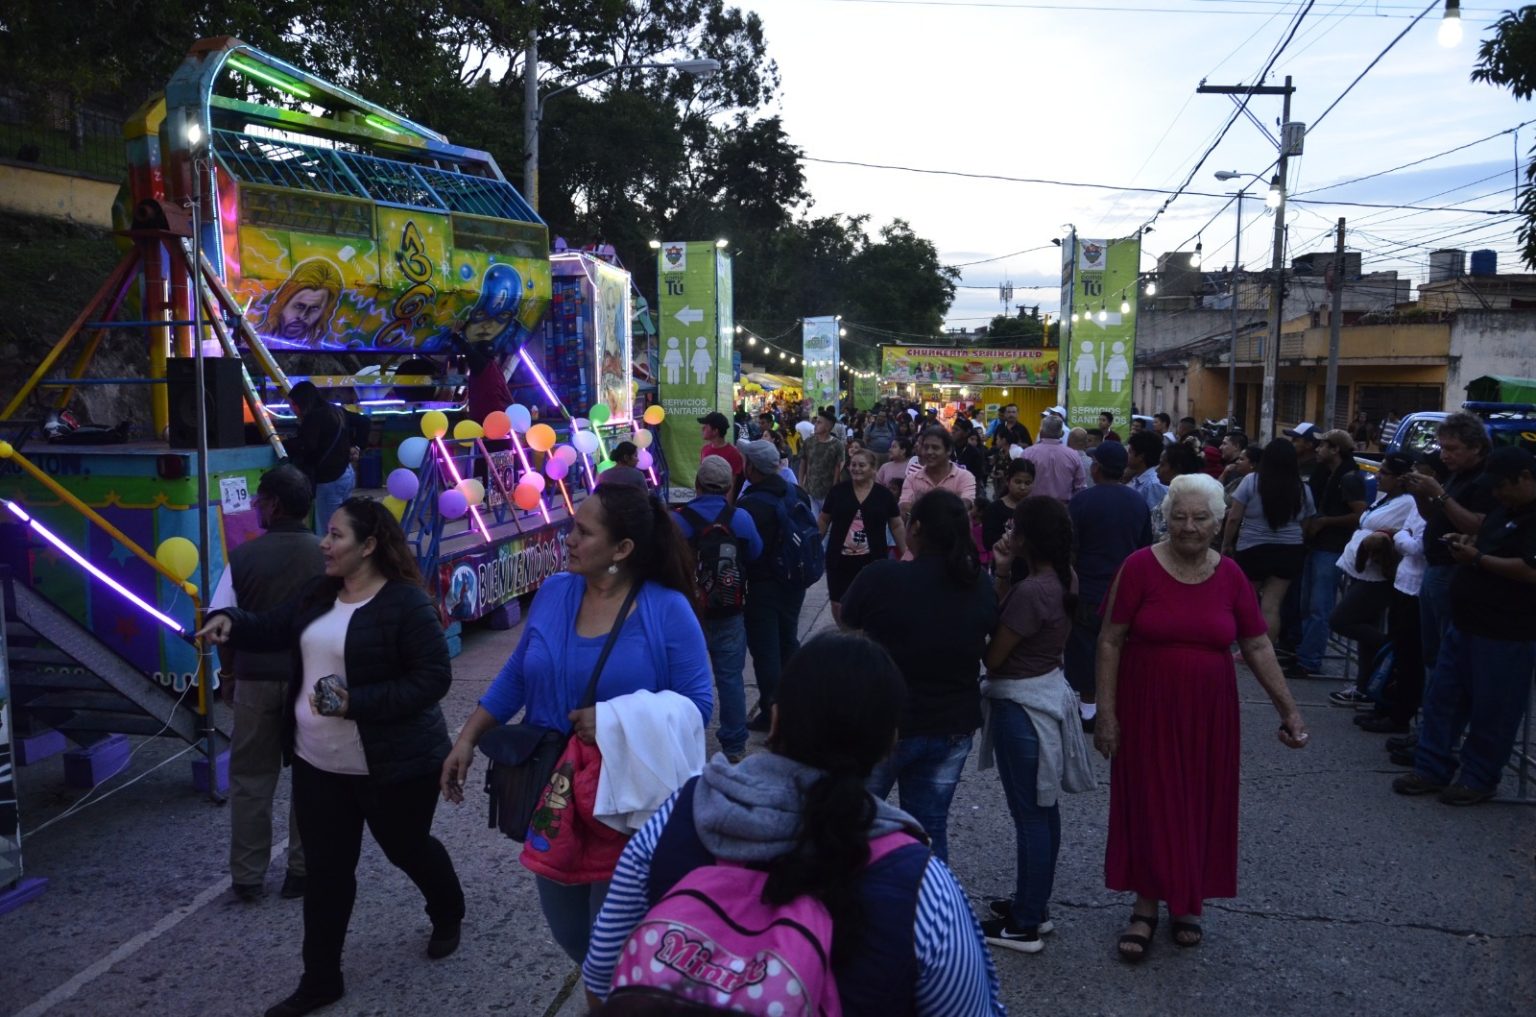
[795,420,814,438]
[632,430,653,449]
[573,417,590,431]
[1008,444,1025,460]
[573,431,601,455]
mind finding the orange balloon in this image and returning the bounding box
[483,411,511,440]
[643,405,666,426]
[513,482,543,510]
[526,423,557,452]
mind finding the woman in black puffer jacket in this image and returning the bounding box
[199,496,463,1017]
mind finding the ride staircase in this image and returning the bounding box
[2,570,228,752]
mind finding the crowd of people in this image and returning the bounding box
[197,398,1535,1017]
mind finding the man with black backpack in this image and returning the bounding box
[674,457,764,764]
[736,439,823,733]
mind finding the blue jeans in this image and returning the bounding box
[704,614,748,756]
[743,580,805,712]
[988,702,1059,929]
[313,464,355,536]
[865,733,973,864]
[1297,549,1341,671]
[1413,624,1535,792]
[535,875,610,964]
[1418,565,1456,699]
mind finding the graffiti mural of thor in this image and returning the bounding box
[258,258,343,345]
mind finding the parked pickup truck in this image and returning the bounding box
[1382,402,1536,458]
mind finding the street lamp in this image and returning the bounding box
[522,48,721,211]
[1215,168,1287,436]
[1438,0,1463,47]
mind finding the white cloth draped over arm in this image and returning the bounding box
[594,689,707,833]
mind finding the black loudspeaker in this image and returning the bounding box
[167,358,245,449]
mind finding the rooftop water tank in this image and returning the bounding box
[1469,249,1497,277]
[1428,248,1465,283]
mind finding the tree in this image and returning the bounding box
[1472,5,1536,268]
[980,313,1045,346]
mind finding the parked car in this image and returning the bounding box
[1382,402,1536,458]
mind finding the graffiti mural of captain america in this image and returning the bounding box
[459,263,530,356]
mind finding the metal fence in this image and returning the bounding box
[0,88,126,181]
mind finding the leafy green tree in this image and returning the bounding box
[981,313,1045,346]
[1472,5,1536,268]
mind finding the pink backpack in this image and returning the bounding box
[611,832,917,1016]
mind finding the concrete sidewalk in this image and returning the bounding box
[4,579,1533,1017]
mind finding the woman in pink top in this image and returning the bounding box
[899,426,977,526]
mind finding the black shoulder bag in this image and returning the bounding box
[479,582,640,841]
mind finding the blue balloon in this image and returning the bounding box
[506,403,533,434]
[398,436,430,469]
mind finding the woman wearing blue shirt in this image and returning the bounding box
[440,484,713,964]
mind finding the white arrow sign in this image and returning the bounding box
[674,305,704,325]
[1091,312,1125,330]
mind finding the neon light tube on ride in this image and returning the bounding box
[226,55,312,99]
[556,478,575,516]
[504,429,551,524]
[432,438,492,544]
[517,348,568,418]
[364,114,405,136]
[3,500,186,634]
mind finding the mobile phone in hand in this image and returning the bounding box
[315,674,346,716]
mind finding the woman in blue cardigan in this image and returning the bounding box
[441,483,713,964]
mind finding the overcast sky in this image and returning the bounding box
[737,0,1528,335]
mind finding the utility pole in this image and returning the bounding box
[1198,76,1298,440]
[1324,217,1345,429]
[1227,193,1244,429]
[522,29,539,211]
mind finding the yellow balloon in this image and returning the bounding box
[420,410,449,439]
[453,419,484,443]
[382,495,408,521]
[632,429,653,449]
[456,479,485,506]
[526,423,557,452]
[643,405,666,426]
[155,536,199,582]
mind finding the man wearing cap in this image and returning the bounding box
[1285,422,1322,485]
[1325,452,1421,710]
[675,456,765,763]
[1064,441,1152,729]
[1394,446,1536,805]
[1021,414,1086,503]
[798,408,845,518]
[736,439,814,732]
[1292,429,1369,679]
[699,411,745,490]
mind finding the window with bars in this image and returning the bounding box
[1278,381,1306,422]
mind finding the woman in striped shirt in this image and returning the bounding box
[581,631,1005,1016]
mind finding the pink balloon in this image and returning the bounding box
[636,448,654,470]
[544,456,569,481]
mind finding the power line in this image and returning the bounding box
[1294,119,1536,196]
[818,0,1465,15]
[1308,0,1436,133]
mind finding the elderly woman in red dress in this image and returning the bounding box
[1094,473,1309,962]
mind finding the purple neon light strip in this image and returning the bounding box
[3,501,186,634]
[517,348,568,417]
[432,438,492,544]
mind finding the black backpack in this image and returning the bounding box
[678,503,748,617]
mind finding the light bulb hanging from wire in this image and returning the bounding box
[1191,240,1203,269]
[1145,280,1157,296]
[1120,297,1131,315]
[1438,0,1462,47]
[1097,306,1108,323]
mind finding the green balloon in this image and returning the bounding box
[596,458,616,473]
[589,403,612,424]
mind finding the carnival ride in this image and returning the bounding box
[0,35,670,877]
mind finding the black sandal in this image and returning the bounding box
[1171,918,1203,948]
[1117,910,1158,963]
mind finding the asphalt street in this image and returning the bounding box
[4,580,1533,1017]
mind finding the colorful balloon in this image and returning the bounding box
[420,410,449,439]
[438,489,468,519]
[482,411,511,440]
[382,495,407,521]
[397,436,429,469]
[632,430,653,449]
[526,423,557,452]
[522,473,546,493]
[596,458,616,473]
[453,419,483,443]
[154,537,199,582]
[544,457,569,481]
[553,445,579,465]
[386,468,419,501]
[456,479,485,506]
[636,448,654,470]
[589,403,612,425]
[513,482,542,510]
[643,405,666,426]
[572,430,600,456]
[507,404,533,433]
